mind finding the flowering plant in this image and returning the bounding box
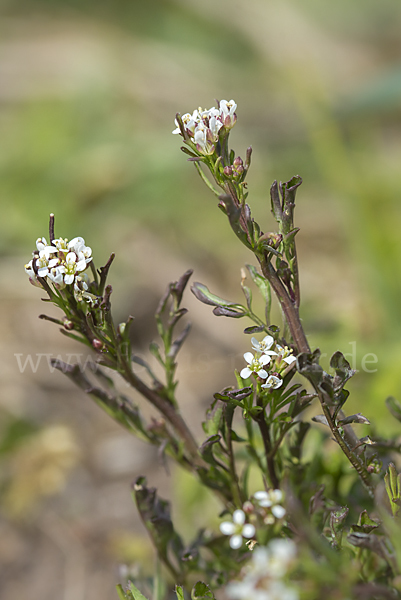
[24,99,401,600]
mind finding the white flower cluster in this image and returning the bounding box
[172,99,237,155]
[240,335,296,389]
[226,538,298,600]
[25,236,92,288]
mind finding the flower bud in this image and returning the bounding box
[223,166,233,177]
[233,156,243,168]
[242,501,254,515]
[63,318,74,331]
[92,339,104,350]
[118,322,126,335]
[147,418,167,436]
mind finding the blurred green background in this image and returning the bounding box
[1,0,401,598]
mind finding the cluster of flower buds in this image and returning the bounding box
[172,99,237,155]
[223,156,244,180]
[25,235,92,289]
[240,335,296,389]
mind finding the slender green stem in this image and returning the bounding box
[254,396,279,489]
[225,414,243,507]
[116,584,128,600]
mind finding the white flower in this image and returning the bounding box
[226,539,298,600]
[24,260,35,277]
[254,490,286,519]
[53,237,69,252]
[220,509,255,549]
[276,345,296,365]
[59,251,86,285]
[68,237,92,263]
[74,275,97,305]
[208,115,224,140]
[261,375,283,390]
[173,109,201,136]
[48,265,65,288]
[35,253,60,278]
[25,260,43,287]
[251,335,277,356]
[193,123,216,155]
[220,99,237,129]
[240,352,271,379]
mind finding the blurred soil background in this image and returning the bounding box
[1,0,401,598]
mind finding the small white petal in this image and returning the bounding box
[262,335,274,348]
[220,522,236,536]
[37,267,48,277]
[259,355,271,366]
[240,367,252,379]
[66,252,77,264]
[272,505,286,519]
[229,534,243,549]
[233,509,245,525]
[256,368,268,379]
[270,489,283,503]
[68,237,85,251]
[75,259,87,272]
[284,355,297,364]
[254,491,269,501]
[64,274,74,285]
[242,523,255,538]
[243,352,254,364]
[258,498,273,508]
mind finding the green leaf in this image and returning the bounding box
[128,582,150,600]
[241,283,252,311]
[330,351,356,391]
[337,413,370,426]
[212,306,246,318]
[191,581,215,600]
[175,586,185,600]
[116,584,129,600]
[203,401,224,436]
[244,325,265,334]
[149,341,164,366]
[199,434,224,467]
[191,282,238,308]
[219,194,252,249]
[194,161,221,197]
[132,477,185,570]
[386,396,401,423]
[246,264,271,324]
[230,430,246,442]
